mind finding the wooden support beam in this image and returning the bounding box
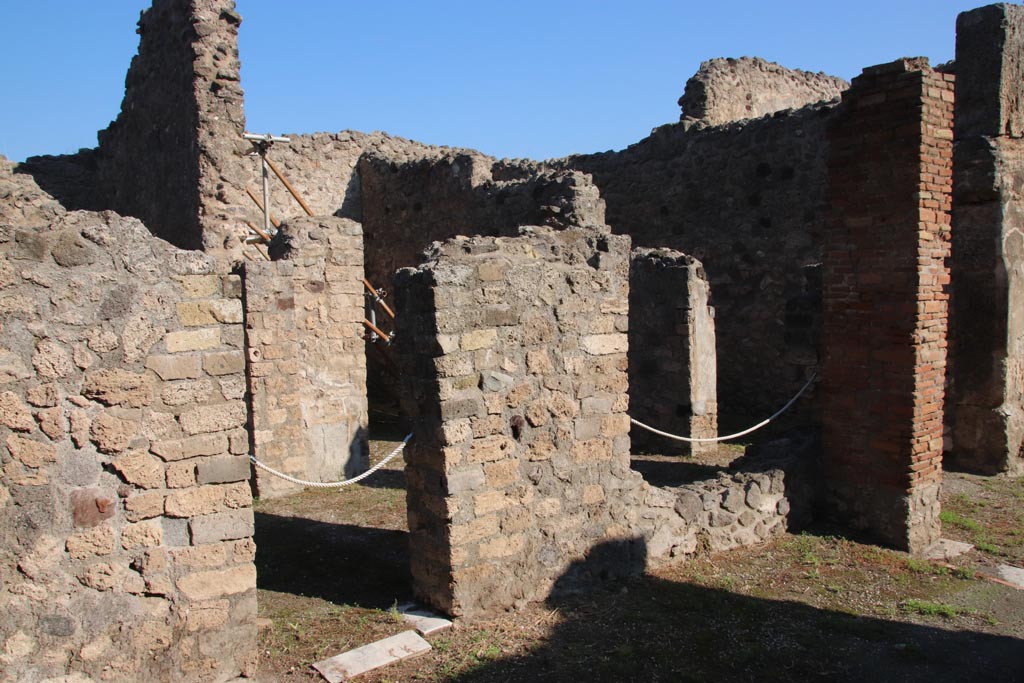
[266,157,315,217]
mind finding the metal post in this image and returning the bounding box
[261,156,271,239]
[243,132,291,239]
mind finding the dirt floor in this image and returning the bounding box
[252,435,1024,683]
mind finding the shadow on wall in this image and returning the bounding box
[15,152,103,215]
[450,537,1023,683]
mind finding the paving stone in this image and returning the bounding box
[995,564,1024,589]
[312,630,431,682]
[923,538,974,561]
[397,602,453,636]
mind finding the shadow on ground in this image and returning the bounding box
[451,539,1024,683]
[254,512,413,609]
[629,455,729,486]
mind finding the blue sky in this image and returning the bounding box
[1,1,983,163]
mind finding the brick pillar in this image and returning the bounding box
[947,4,1024,476]
[821,59,954,553]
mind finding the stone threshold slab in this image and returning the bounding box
[923,538,974,561]
[994,564,1024,589]
[313,630,431,682]
[397,602,453,636]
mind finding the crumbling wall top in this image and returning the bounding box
[678,56,848,126]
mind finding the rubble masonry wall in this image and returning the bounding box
[0,204,256,682]
[821,59,954,553]
[678,57,848,125]
[244,216,369,498]
[563,106,829,423]
[393,227,813,617]
[94,0,249,261]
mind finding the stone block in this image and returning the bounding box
[467,435,516,463]
[170,543,227,569]
[222,481,253,508]
[483,460,518,488]
[66,525,115,559]
[80,370,152,409]
[0,391,34,431]
[151,433,229,461]
[460,328,497,351]
[177,274,221,299]
[185,599,231,633]
[580,333,627,355]
[164,328,221,353]
[165,461,197,488]
[164,486,225,518]
[32,339,74,379]
[6,434,56,468]
[122,520,163,550]
[125,491,165,522]
[176,564,256,601]
[145,354,202,380]
[196,455,250,484]
[446,467,485,494]
[189,508,255,544]
[111,450,165,489]
[90,412,135,454]
[179,402,247,435]
[161,379,214,406]
[203,350,245,376]
[36,406,67,439]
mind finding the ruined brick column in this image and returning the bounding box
[947,4,1024,476]
[628,248,717,455]
[821,59,954,553]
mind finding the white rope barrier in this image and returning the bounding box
[630,374,817,444]
[249,433,412,489]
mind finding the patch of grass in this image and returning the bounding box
[939,510,983,533]
[792,533,821,567]
[900,599,959,619]
[974,539,999,554]
[952,566,976,580]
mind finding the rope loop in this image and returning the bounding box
[250,433,412,489]
[630,374,817,444]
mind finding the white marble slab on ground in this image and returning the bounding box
[397,602,453,636]
[312,630,431,682]
[923,538,974,561]
[995,564,1024,589]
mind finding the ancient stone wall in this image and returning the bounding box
[394,227,813,617]
[628,249,717,454]
[93,0,248,261]
[948,3,1024,476]
[254,131,430,226]
[679,57,848,125]
[244,216,368,498]
[0,180,256,682]
[563,105,829,424]
[358,150,606,291]
[821,58,954,553]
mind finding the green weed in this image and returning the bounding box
[900,599,958,619]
